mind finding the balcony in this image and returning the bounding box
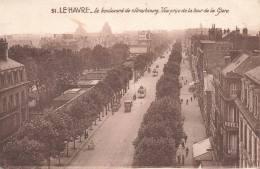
[0,106,19,119]
[224,147,238,158]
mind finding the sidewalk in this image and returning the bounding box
[177,53,207,168]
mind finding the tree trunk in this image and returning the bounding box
[73,138,76,149]
[58,156,61,165]
[66,142,69,156]
[47,157,51,169]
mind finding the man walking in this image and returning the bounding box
[181,140,185,149]
[177,154,181,165]
[184,134,188,143]
[185,147,189,157]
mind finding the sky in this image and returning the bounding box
[0,0,259,35]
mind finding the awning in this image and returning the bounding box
[193,138,213,161]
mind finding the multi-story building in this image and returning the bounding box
[236,66,260,168]
[211,53,260,167]
[0,39,29,151]
[197,40,233,75]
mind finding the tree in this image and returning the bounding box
[90,44,111,69]
[15,116,63,168]
[163,61,181,76]
[156,75,181,100]
[142,97,183,147]
[133,137,176,167]
[3,137,45,166]
[133,121,174,148]
[78,47,92,71]
[109,43,129,66]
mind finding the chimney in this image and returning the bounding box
[236,27,240,34]
[227,28,230,34]
[0,38,8,61]
[230,50,242,61]
[243,28,248,36]
[224,56,231,64]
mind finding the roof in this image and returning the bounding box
[0,58,24,71]
[53,88,91,109]
[204,75,213,92]
[221,54,249,76]
[129,46,147,54]
[200,40,215,44]
[81,70,108,80]
[193,138,213,161]
[245,66,260,85]
[77,80,100,86]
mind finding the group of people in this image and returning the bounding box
[177,134,190,166]
[181,95,196,105]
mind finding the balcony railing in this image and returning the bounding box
[224,121,239,128]
[224,147,238,157]
[0,106,19,119]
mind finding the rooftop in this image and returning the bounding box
[245,66,260,85]
[200,40,215,44]
[222,54,260,77]
[53,88,91,109]
[129,46,148,54]
[0,58,24,71]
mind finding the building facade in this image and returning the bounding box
[210,53,260,167]
[0,39,29,151]
[236,66,260,168]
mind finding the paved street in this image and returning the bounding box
[68,54,169,168]
[177,52,207,167]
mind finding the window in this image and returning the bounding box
[254,137,257,163]
[228,133,237,152]
[9,95,14,108]
[249,130,252,155]
[15,93,19,106]
[254,93,258,118]
[21,91,25,105]
[244,125,247,150]
[230,83,237,96]
[0,74,4,89]
[2,97,7,112]
[20,69,23,82]
[240,120,243,141]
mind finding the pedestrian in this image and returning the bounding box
[185,147,189,157]
[182,154,185,164]
[181,141,185,149]
[181,98,183,103]
[177,155,181,165]
[186,99,189,105]
[184,134,188,143]
[191,97,193,102]
[186,80,187,83]
[182,76,183,80]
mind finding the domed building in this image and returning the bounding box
[75,25,87,36]
[102,22,112,37]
